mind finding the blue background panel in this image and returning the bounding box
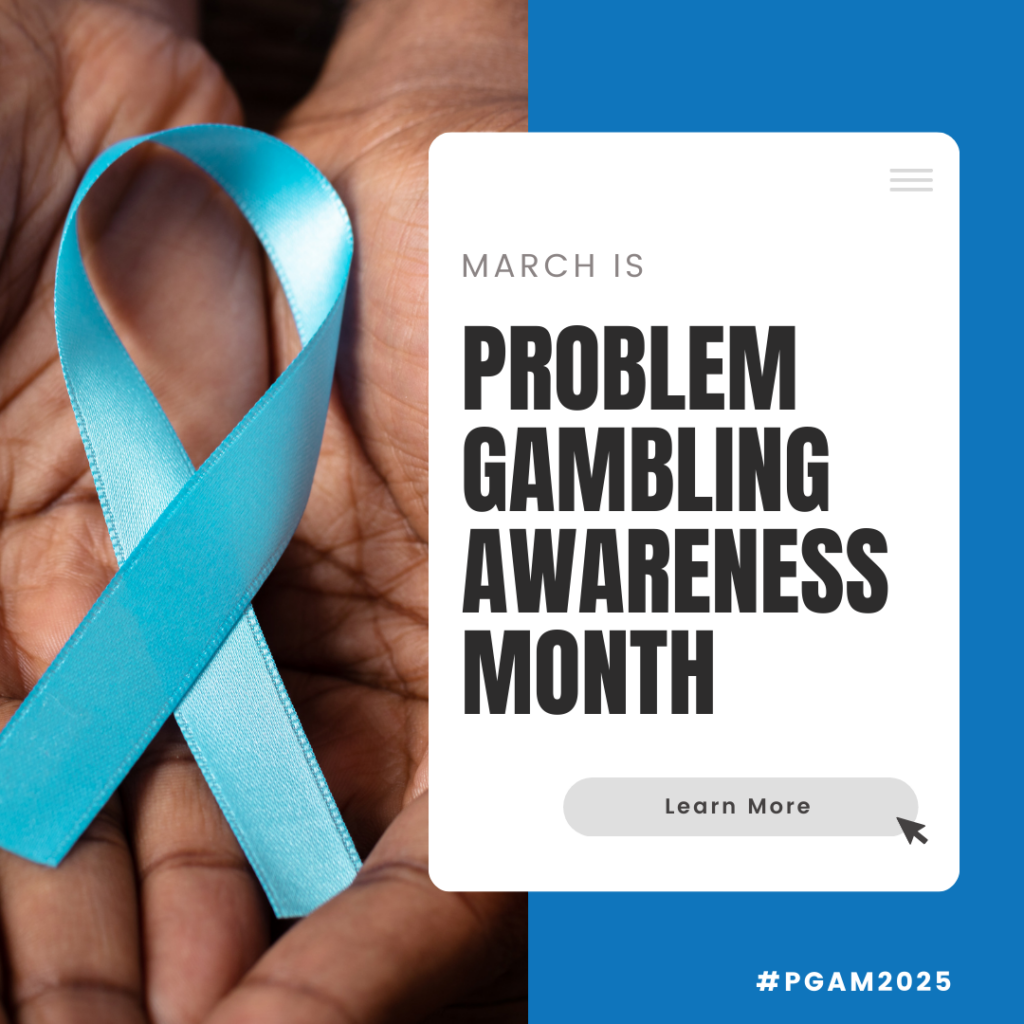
[529,2,1021,1018]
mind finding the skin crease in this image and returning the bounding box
[0,1,527,1023]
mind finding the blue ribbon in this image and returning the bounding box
[0,125,361,917]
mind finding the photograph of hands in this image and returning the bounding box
[0,1,527,1022]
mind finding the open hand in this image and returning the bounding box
[0,1,527,1022]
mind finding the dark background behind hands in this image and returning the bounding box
[202,0,345,130]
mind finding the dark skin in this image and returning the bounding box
[0,1,527,1021]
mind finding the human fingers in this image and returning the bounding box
[0,806,145,1024]
[205,794,526,1024]
[0,698,144,1024]
[121,724,270,1024]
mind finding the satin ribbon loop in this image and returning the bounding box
[0,125,360,918]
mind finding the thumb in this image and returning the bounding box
[203,793,526,1023]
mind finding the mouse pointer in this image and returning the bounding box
[896,817,928,845]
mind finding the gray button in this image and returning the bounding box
[564,778,918,836]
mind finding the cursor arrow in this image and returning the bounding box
[896,817,928,845]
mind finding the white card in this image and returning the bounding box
[428,133,958,892]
